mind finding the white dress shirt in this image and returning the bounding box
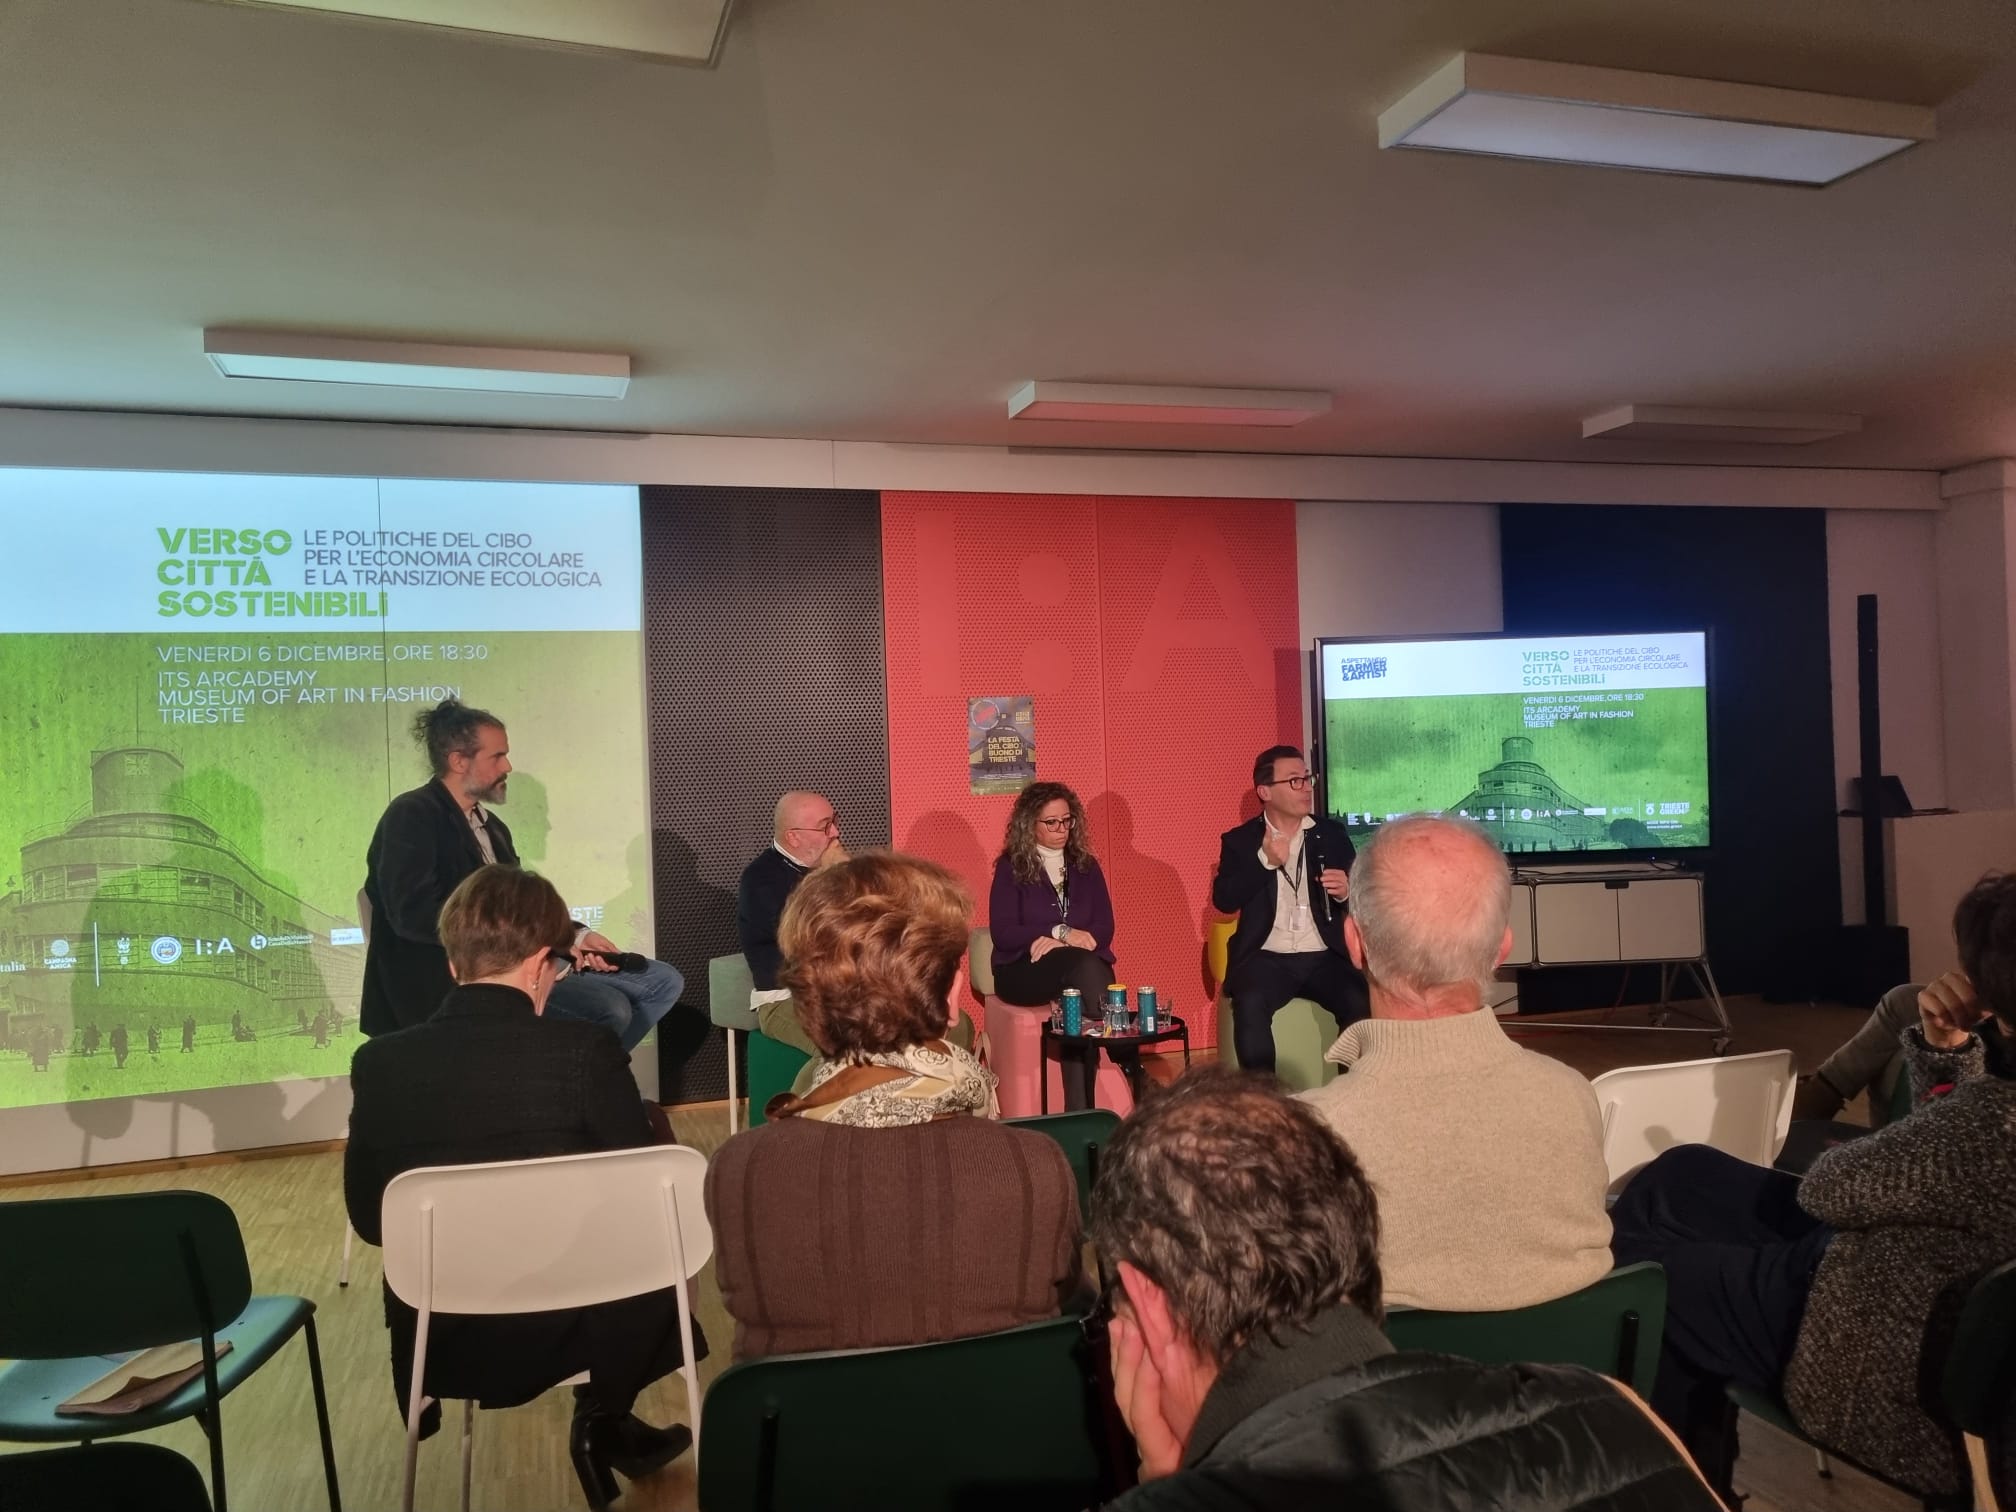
[1259,815,1326,955]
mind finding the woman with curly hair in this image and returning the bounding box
[704,852,1083,1360]
[988,781,1131,1108]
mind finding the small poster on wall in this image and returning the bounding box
[968,696,1036,794]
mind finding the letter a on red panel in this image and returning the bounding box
[1118,520,1272,692]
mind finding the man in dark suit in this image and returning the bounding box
[1211,745,1368,1072]
[346,865,702,1494]
[360,698,682,1047]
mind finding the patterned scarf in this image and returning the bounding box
[786,1040,1000,1127]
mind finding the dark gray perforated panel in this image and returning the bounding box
[642,487,888,1104]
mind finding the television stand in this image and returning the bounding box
[1503,865,1731,1055]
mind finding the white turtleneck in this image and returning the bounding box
[1037,843,1067,888]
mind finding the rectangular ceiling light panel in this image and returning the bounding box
[1009,381,1332,427]
[204,330,632,398]
[216,0,734,65]
[1582,404,1863,444]
[1380,54,1934,184]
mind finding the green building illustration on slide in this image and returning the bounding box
[1369,733,1695,853]
[0,746,362,1106]
[1450,736,1614,851]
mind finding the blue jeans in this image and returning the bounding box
[546,959,683,1052]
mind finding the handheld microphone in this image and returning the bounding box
[1310,831,1333,923]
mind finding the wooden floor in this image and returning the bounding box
[0,994,1920,1512]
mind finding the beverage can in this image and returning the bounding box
[1138,986,1158,1033]
[1061,987,1082,1036]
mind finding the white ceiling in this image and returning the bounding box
[2,0,2012,470]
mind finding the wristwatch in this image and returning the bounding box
[1052,924,1070,941]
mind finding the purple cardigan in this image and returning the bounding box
[988,852,1117,970]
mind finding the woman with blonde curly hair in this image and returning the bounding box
[704,851,1083,1360]
[988,781,1130,1109]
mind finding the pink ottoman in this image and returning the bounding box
[970,927,1135,1118]
[984,996,1135,1118]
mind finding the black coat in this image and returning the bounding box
[735,846,809,993]
[1110,1306,1719,1512]
[360,780,518,1036]
[1210,815,1355,991]
[343,983,700,1412]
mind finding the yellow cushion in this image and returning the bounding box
[1204,919,1237,994]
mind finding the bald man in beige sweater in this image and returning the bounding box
[1299,815,1612,1312]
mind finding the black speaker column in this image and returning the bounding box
[1858,594,1887,928]
[1835,593,1911,1004]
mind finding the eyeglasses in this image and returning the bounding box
[791,816,840,834]
[546,948,574,980]
[1035,816,1075,829]
[1264,773,1314,791]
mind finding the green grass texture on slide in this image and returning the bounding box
[0,1023,359,1109]
[1325,687,1709,815]
[0,628,652,1109]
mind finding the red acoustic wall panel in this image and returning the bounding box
[883,493,1302,1046]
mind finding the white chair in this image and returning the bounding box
[1590,1049,1796,1196]
[380,1145,712,1512]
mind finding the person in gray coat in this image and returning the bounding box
[1614,871,2016,1499]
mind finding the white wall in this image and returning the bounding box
[1935,487,2016,812]
[1294,499,1504,746]
[1295,499,1504,650]
[1893,811,2016,983]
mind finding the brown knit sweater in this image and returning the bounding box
[704,1115,1084,1361]
[1785,1026,2016,1495]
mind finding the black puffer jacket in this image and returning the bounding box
[1109,1307,1719,1511]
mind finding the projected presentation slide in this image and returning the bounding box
[0,468,650,1111]
[1320,632,1710,854]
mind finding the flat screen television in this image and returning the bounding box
[1314,630,1711,857]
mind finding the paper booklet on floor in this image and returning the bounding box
[56,1339,235,1417]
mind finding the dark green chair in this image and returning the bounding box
[1382,1262,1666,1397]
[696,1315,1108,1511]
[1722,1259,2012,1512]
[1722,1258,2016,1511]
[1006,1109,1123,1225]
[0,1442,213,1511]
[746,1030,814,1126]
[0,1190,340,1512]
[1944,1257,2016,1508]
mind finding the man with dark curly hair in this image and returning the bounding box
[1095,1069,1719,1510]
[361,698,682,1051]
